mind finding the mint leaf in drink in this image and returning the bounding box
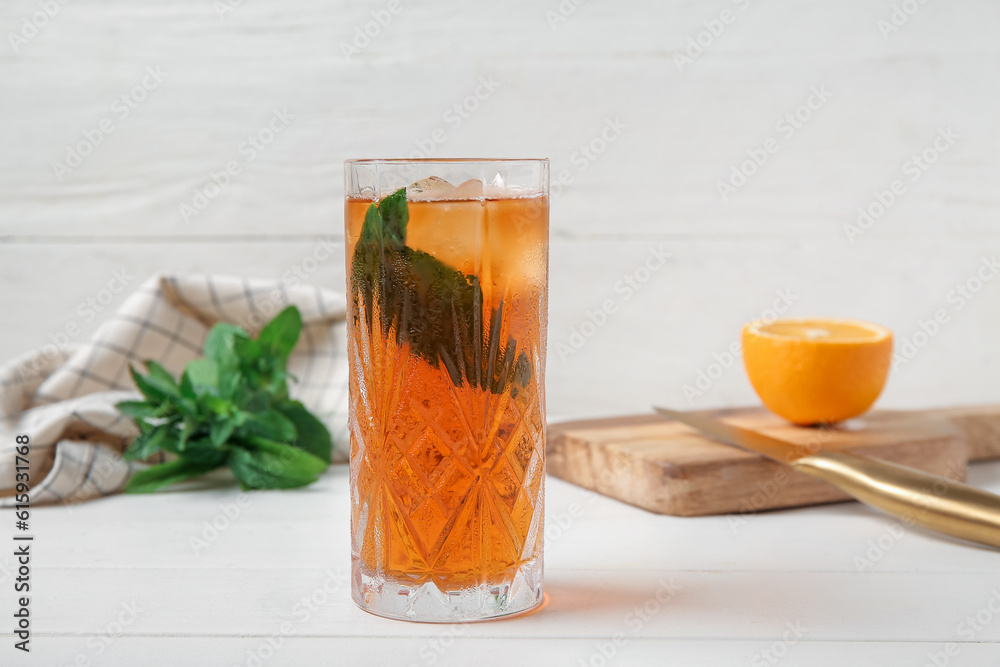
[349,188,531,394]
[377,188,408,243]
[116,305,332,493]
[359,188,408,246]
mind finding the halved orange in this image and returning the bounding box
[742,318,893,425]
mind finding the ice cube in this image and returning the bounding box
[484,172,506,198]
[448,178,484,201]
[408,177,484,201]
[407,176,454,200]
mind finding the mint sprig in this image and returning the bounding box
[117,306,332,493]
[350,188,531,394]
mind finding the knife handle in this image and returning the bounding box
[792,450,1000,549]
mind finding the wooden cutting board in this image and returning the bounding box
[546,406,1000,517]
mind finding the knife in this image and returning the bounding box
[653,407,1000,549]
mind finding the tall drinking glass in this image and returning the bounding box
[345,159,549,622]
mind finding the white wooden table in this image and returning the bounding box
[6,457,1000,666]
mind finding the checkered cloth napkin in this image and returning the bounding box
[0,274,350,507]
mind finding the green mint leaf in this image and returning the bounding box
[242,409,298,443]
[257,305,302,364]
[180,370,196,401]
[377,188,408,244]
[234,335,262,365]
[129,365,172,403]
[157,428,183,455]
[204,323,247,366]
[116,400,158,420]
[276,400,332,464]
[125,458,221,493]
[265,371,290,402]
[358,187,406,246]
[182,359,219,397]
[170,440,228,465]
[228,438,327,490]
[204,323,247,398]
[210,418,238,448]
[144,361,181,396]
[234,386,271,413]
[124,427,170,461]
[178,414,200,450]
[200,394,235,418]
[359,199,384,245]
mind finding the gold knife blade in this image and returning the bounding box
[653,406,817,463]
[653,406,1000,550]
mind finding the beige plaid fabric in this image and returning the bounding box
[0,274,349,506]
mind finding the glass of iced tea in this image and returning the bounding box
[345,159,549,622]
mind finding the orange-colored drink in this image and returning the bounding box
[345,161,548,622]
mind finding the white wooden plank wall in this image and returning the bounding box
[2,0,999,419]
